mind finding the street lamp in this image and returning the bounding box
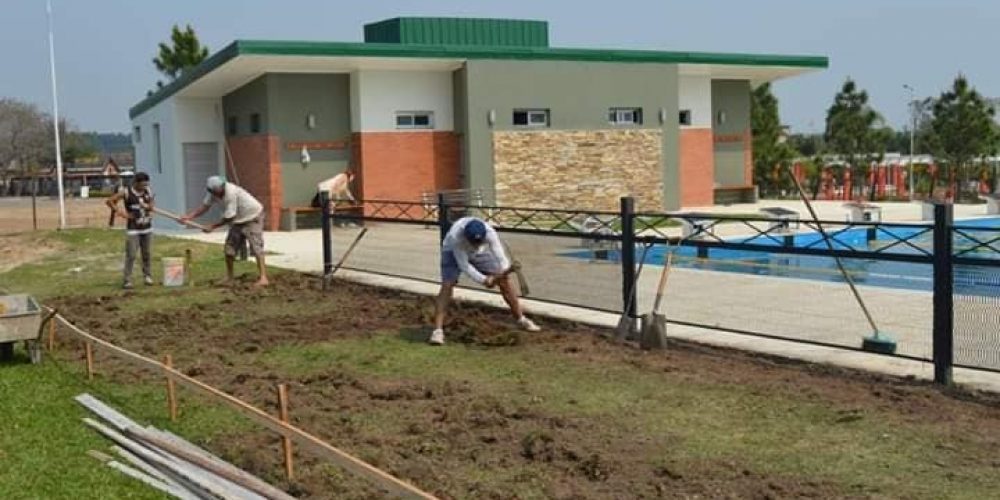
[903,84,916,201]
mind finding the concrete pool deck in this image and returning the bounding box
[172,208,1000,394]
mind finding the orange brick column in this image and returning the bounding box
[679,128,715,207]
[226,135,283,230]
[352,132,459,215]
[743,128,754,187]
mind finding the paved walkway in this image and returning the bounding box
[173,218,1000,394]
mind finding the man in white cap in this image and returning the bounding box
[181,176,269,287]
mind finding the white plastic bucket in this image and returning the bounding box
[162,257,185,287]
[79,186,90,198]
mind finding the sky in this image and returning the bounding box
[2,0,998,134]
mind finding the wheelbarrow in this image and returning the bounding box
[0,295,44,364]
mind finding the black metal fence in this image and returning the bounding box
[319,193,1000,385]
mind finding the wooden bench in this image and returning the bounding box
[713,186,758,205]
[280,204,363,231]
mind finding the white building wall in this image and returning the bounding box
[679,75,713,129]
[131,98,182,219]
[351,70,454,132]
[175,97,225,207]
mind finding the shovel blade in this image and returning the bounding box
[640,313,668,350]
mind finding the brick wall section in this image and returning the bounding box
[226,135,283,230]
[679,128,715,207]
[352,132,460,214]
[493,129,663,211]
[743,128,753,186]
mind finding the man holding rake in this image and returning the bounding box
[431,217,540,345]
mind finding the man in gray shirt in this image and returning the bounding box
[181,176,269,287]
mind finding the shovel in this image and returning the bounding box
[614,243,651,341]
[640,244,676,350]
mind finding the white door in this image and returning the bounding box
[183,142,220,217]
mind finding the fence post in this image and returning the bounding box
[320,191,333,281]
[620,197,637,325]
[932,202,954,385]
[437,193,449,243]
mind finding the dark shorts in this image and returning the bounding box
[440,250,502,283]
[225,217,264,257]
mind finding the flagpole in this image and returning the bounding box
[46,0,66,229]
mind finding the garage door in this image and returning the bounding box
[183,142,219,212]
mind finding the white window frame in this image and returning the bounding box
[395,111,434,130]
[609,107,642,126]
[513,109,550,127]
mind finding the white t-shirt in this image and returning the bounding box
[317,173,355,201]
[442,217,510,284]
[202,183,263,224]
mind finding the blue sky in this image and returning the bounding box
[3,0,998,133]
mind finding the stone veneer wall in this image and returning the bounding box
[493,129,663,211]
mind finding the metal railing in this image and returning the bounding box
[319,193,1000,385]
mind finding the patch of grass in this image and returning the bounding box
[260,334,1000,499]
[0,351,251,500]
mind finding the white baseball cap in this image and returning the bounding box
[206,176,226,191]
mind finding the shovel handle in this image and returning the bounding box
[651,249,674,313]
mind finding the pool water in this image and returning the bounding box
[566,217,1000,295]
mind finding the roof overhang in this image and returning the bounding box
[130,40,828,118]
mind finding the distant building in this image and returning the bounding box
[129,17,827,229]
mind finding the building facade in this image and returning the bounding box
[130,17,827,229]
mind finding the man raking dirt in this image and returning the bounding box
[431,217,540,345]
[180,176,269,287]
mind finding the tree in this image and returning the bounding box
[751,83,795,198]
[0,98,49,183]
[824,78,889,200]
[926,75,998,201]
[152,25,209,89]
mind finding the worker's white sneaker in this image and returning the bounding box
[517,316,541,332]
[143,275,154,286]
[429,328,445,346]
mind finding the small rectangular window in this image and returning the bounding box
[513,109,549,127]
[227,116,238,136]
[133,126,141,143]
[609,107,642,125]
[250,113,261,134]
[679,110,692,126]
[395,111,434,129]
[152,123,162,174]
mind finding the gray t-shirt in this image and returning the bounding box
[203,183,263,224]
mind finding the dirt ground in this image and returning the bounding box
[49,274,1000,499]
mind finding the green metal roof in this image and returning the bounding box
[129,39,828,119]
[364,17,549,47]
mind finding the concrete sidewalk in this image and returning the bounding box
[173,227,1000,394]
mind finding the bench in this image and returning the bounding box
[280,204,363,231]
[760,207,800,234]
[842,201,882,223]
[714,186,758,205]
[981,193,1000,215]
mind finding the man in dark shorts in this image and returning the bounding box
[181,176,269,287]
[431,217,540,345]
[106,172,154,289]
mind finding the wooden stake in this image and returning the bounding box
[184,248,194,287]
[85,341,94,380]
[47,318,56,352]
[164,354,178,421]
[277,383,294,481]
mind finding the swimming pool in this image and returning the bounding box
[566,217,1000,295]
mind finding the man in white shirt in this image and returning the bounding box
[181,176,269,287]
[431,217,540,345]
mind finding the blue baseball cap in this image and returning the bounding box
[463,219,487,244]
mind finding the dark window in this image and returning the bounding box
[679,110,692,126]
[395,111,433,129]
[609,107,642,125]
[513,109,549,127]
[133,126,141,143]
[250,113,261,134]
[227,116,237,135]
[152,123,162,174]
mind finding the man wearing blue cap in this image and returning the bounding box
[181,176,269,287]
[431,217,540,345]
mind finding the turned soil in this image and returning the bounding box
[50,274,1000,499]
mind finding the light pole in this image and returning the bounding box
[46,0,66,229]
[903,84,916,201]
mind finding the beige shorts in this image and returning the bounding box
[225,217,264,257]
